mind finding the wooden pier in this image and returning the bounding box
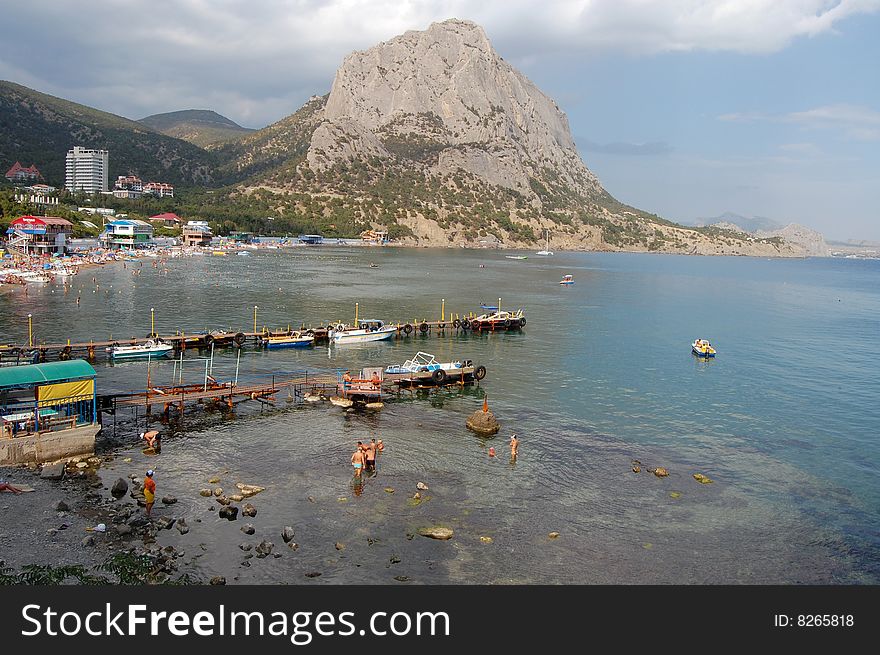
[2,307,524,364]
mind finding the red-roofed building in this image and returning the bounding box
[7,215,73,255]
[5,162,44,183]
[143,182,174,198]
[148,212,182,228]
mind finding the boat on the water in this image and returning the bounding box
[468,309,526,330]
[384,351,486,385]
[536,230,554,256]
[329,319,396,344]
[505,255,528,260]
[106,339,174,360]
[262,332,314,349]
[692,339,717,358]
[559,274,574,285]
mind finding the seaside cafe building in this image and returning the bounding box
[0,360,99,465]
[7,215,73,256]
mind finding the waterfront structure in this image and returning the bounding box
[143,181,174,198]
[5,215,73,256]
[65,146,109,193]
[361,229,389,244]
[5,161,44,183]
[100,218,153,249]
[182,220,213,246]
[299,234,324,245]
[0,360,99,465]
[149,212,182,228]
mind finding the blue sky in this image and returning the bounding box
[1,1,878,240]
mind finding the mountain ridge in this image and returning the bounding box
[139,110,254,148]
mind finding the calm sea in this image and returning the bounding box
[2,248,878,583]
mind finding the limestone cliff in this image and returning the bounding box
[229,20,800,256]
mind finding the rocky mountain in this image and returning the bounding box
[756,223,831,257]
[691,212,783,233]
[224,19,799,255]
[0,81,216,186]
[139,110,254,148]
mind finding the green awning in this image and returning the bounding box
[0,359,96,389]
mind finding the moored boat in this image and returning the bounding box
[262,332,314,349]
[469,309,526,330]
[384,351,486,385]
[106,339,174,360]
[559,274,574,285]
[329,319,396,344]
[692,339,717,357]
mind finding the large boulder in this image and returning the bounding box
[466,407,500,435]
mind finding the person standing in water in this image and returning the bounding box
[351,442,366,478]
[143,470,156,516]
[509,434,519,460]
[141,430,161,453]
[364,438,377,473]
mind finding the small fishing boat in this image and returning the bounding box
[505,255,528,260]
[479,303,498,311]
[692,339,717,358]
[212,250,228,256]
[237,251,250,257]
[329,319,396,344]
[107,339,174,360]
[469,309,526,330]
[263,332,314,349]
[559,274,574,285]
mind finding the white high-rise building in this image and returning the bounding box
[65,146,109,193]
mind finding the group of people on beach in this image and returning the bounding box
[351,438,383,478]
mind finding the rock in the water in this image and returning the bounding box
[305,571,321,578]
[416,482,428,491]
[212,487,223,496]
[81,535,95,547]
[236,483,265,498]
[288,542,299,551]
[693,473,714,484]
[155,517,176,530]
[255,540,274,556]
[281,526,295,543]
[110,478,128,498]
[218,506,238,521]
[161,496,177,505]
[335,542,345,551]
[176,519,189,535]
[239,542,253,551]
[466,407,500,435]
[215,496,232,506]
[209,576,226,585]
[365,402,384,409]
[55,500,69,512]
[670,491,682,499]
[632,465,641,474]
[241,524,255,535]
[418,526,453,540]
[75,461,89,469]
[390,554,401,564]
[480,536,494,544]
[653,467,669,478]
[329,396,354,408]
[394,575,409,582]
[199,488,212,497]
[208,476,221,484]
[548,531,560,539]
[242,503,257,517]
[122,457,132,463]
[228,494,244,502]
[41,462,65,480]
[384,487,395,494]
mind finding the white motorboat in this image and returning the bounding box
[329,319,396,344]
[106,339,174,360]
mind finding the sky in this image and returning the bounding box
[1,0,879,240]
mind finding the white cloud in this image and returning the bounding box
[1,1,878,125]
[718,104,880,140]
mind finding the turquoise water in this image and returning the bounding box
[2,249,878,583]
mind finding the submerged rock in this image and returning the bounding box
[282,526,295,543]
[632,465,641,474]
[255,540,274,556]
[236,483,265,498]
[212,487,223,496]
[335,542,345,551]
[241,524,255,535]
[693,473,714,484]
[242,503,257,517]
[176,518,189,535]
[209,576,226,585]
[239,543,252,551]
[199,489,212,497]
[287,542,299,551]
[228,494,244,502]
[219,506,238,521]
[208,476,221,484]
[418,526,453,540]
[161,496,177,505]
[548,532,560,539]
[384,487,395,494]
[653,467,669,478]
[480,536,494,544]
[329,396,354,408]
[55,501,69,512]
[416,482,428,491]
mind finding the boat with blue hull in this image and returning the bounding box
[263,332,315,349]
[106,339,174,360]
